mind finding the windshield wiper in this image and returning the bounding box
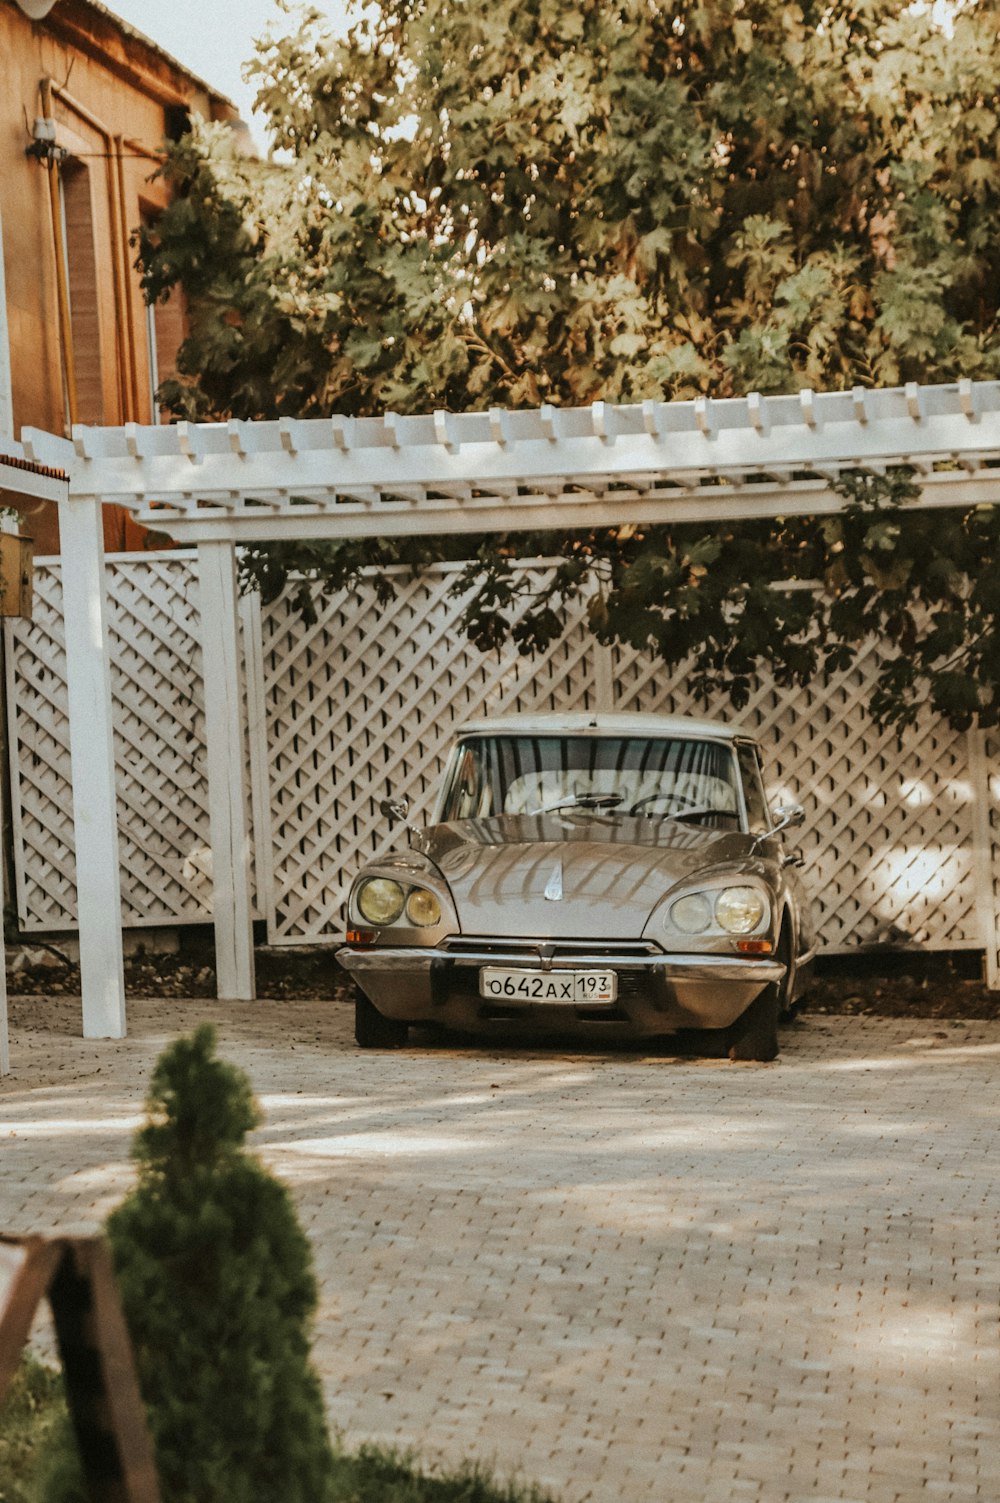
[529,794,625,815]
[659,806,738,824]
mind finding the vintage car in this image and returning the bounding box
[337,713,816,1060]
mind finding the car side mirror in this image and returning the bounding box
[771,802,806,836]
[380,796,410,825]
[751,801,805,855]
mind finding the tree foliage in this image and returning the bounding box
[138,0,1000,728]
[449,470,1000,731]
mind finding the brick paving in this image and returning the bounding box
[1,994,999,1502]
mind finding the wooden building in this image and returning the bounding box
[0,0,242,552]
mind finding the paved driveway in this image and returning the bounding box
[2,996,998,1503]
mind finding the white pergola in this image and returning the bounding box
[2,377,999,1044]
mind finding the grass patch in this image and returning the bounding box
[0,1356,66,1503]
[0,1358,556,1503]
[329,1443,558,1502]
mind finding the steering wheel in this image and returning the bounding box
[627,792,701,815]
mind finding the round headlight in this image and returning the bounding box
[715,886,766,935]
[670,892,713,934]
[405,887,442,927]
[356,877,405,925]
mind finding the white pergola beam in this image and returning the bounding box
[59,497,127,1038]
[198,540,256,1001]
[34,381,1000,524]
[33,378,992,454]
[117,468,1000,544]
[0,450,70,506]
[61,422,1000,510]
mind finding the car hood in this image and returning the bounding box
[412,812,754,939]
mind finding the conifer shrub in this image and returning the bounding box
[41,1024,334,1503]
[110,1023,334,1503]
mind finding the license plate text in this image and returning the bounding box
[479,967,618,1003]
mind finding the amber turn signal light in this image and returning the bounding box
[346,928,377,945]
[736,938,773,955]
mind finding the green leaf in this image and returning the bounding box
[139,0,1000,732]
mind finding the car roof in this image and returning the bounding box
[451,712,751,741]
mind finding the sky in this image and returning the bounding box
[106,0,352,149]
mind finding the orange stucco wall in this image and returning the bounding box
[0,0,236,553]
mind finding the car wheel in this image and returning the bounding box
[726,982,780,1062]
[354,988,409,1048]
[775,926,796,1023]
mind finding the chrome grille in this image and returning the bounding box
[441,936,661,960]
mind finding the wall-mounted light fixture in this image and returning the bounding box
[25,116,68,166]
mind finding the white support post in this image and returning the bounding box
[60,496,126,1037]
[0,206,10,1070]
[198,540,256,1001]
[241,588,274,935]
[0,595,14,1075]
[968,729,1000,990]
[0,927,6,1073]
[0,676,6,1057]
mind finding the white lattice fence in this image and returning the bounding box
[7,554,1000,971]
[256,563,601,941]
[6,554,251,931]
[611,638,983,952]
[255,564,999,956]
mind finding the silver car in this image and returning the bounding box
[337,713,816,1060]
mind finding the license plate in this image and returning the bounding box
[479,967,618,1003]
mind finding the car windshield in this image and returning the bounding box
[437,735,743,828]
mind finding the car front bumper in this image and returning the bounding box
[337,943,785,1036]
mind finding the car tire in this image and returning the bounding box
[354,988,409,1048]
[726,982,780,1062]
[775,926,796,1023]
